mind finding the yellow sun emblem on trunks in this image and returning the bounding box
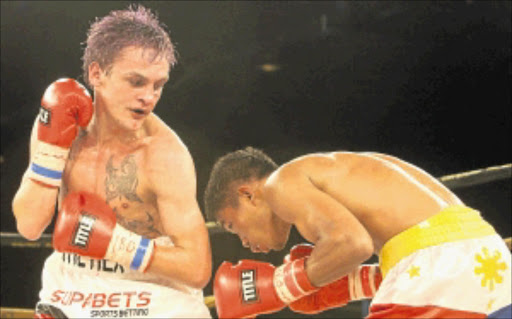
[407,265,420,278]
[474,247,507,291]
[487,298,496,311]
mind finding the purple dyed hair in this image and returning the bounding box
[81,4,176,88]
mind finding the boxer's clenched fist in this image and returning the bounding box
[38,78,93,148]
[214,258,318,318]
[29,78,93,187]
[53,191,154,272]
[285,243,382,314]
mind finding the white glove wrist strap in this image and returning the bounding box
[28,141,69,187]
[105,224,154,272]
[349,264,380,300]
[273,258,316,304]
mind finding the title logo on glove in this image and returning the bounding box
[72,214,96,248]
[241,269,259,303]
[39,106,51,126]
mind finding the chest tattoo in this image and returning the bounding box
[105,155,143,203]
[113,207,162,237]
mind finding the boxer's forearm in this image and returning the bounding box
[12,174,57,240]
[145,243,211,289]
[306,234,374,287]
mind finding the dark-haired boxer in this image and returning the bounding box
[205,147,511,318]
[12,5,211,318]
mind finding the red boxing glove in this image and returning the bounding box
[29,78,93,187]
[53,192,154,272]
[214,258,318,319]
[283,243,314,264]
[285,244,382,314]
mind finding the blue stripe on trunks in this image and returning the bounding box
[130,237,150,270]
[31,163,62,179]
[489,304,512,319]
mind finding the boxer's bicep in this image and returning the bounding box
[156,188,211,270]
[150,144,204,239]
[157,186,209,252]
[147,140,211,263]
[266,168,374,286]
[267,170,367,245]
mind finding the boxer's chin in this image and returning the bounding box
[122,115,145,131]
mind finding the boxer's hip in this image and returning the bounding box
[370,205,511,317]
[43,236,195,292]
[38,251,211,318]
[379,205,498,277]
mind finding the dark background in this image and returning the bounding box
[1,1,511,318]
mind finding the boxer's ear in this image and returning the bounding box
[237,185,254,204]
[88,62,104,88]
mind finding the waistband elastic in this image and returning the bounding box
[379,205,497,278]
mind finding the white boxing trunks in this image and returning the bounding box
[368,205,512,318]
[35,237,211,318]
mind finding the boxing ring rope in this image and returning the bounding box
[438,163,511,189]
[1,163,511,318]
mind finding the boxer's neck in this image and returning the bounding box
[87,112,146,146]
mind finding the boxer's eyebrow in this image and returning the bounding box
[124,73,147,87]
[154,77,169,88]
[125,72,146,79]
[124,72,168,87]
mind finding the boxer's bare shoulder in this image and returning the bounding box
[142,113,191,161]
[62,113,191,238]
[263,151,360,202]
[264,151,449,251]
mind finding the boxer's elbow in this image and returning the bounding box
[335,232,374,264]
[12,192,53,241]
[182,270,210,290]
[189,259,212,289]
[176,252,211,289]
[13,204,43,241]
[16,221,44,241]
[351,235,374,263]
[190,274,210,290]
[346,222,374,262]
